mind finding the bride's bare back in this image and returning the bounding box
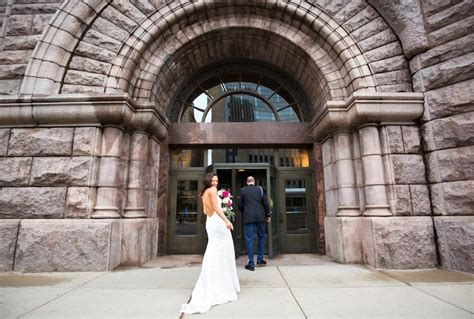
[202,186,218,217]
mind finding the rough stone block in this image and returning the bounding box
[435,216,474,273]
[0,157,32,186]
[422,112,474,151]
[429,15,474,47]
[410,34,474,73]
[402,126,421,153]
[371,55,407,75]
[91,17,129,42]
[0,220,20,272]
[385,126,404,153]
[393,185,412,216]
[30,156,97,186]
[65,187,96,218]
[431,180,474,215]
[427,146,474,183]
[424,79,474,120]
[82,28,122,52]
[324,217,363,264]
[410,185,431,215]
[31,13,53,35]
[76,41,115,63]
[8,128,74,156]
[14,219,122,272]
[0,187,66,218]
[73,127,102,155]
[362,217,437,269]
[6,14,33,36]
[391,154,426,184]
[0,64,27,80]
[63,69,106,86]
[69,56,111,74]
[0,129,9,156]
[0,79,21,95]
[425,0,474,31]
[121,218,158,266]
[413,53,474,92]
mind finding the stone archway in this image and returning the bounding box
[2,0,463,272]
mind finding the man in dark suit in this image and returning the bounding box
[237,176,271,271]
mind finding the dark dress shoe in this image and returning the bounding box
[245,264,255,271]
[257,260,267,267]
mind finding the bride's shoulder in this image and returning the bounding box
[204,186,217,195]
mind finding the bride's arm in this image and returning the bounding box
[209,187,234,230]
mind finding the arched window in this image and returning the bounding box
[177,71,302,123]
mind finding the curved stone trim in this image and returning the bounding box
[105,1,376,109]
[19,1,412,114]
[20,0,109,95]
[0,94,170,141]
[311,92,424,142]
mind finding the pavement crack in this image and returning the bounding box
[276,266,307,319]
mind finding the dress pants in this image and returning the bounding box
[244,221,266,266]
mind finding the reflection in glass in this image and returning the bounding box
[170,149,204,168]
[175,180,198,235]
[180,74,301,123]
[279,149,310,167]
[204,94,276,122]
[285,179,307,234]
[208,149,274,165]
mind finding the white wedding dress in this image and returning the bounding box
[180,207,240,314]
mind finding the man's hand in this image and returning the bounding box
[266,217,271,223]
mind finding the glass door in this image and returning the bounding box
[215,168,243,256]
[278,171,316,253]
[168,172,206,254]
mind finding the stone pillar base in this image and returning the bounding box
[362,217,437,269]
[13,219,123,272]
[121,218,158,267]
[434,216,474,274]
[325,217,363,264]
[1,218,160,272]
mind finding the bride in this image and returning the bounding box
[180,172,241,314]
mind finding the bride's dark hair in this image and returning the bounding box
[200,172,217,197]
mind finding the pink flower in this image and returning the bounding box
[223,190,230,198]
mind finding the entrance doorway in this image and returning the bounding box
[167,157,317,256]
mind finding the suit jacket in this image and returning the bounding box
[237,185,270,224]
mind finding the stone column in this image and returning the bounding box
[359,125,391,216]
[93,127,124,218]
[146,139,161,218]
[334,132,360,216]
[124,132,149,218]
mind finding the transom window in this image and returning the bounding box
[178,72,302,123]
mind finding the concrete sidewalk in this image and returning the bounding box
[1,254,472,318]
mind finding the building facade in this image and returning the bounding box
[0,0,472,273]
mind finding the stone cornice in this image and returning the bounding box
[310,92,424,141]
[0,94,170,141]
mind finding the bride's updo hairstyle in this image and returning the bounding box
[200,172,217,197]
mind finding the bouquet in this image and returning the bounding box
[217,189,235,221]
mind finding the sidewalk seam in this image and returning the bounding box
[378,269,474,315]
[276,266,308,319]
